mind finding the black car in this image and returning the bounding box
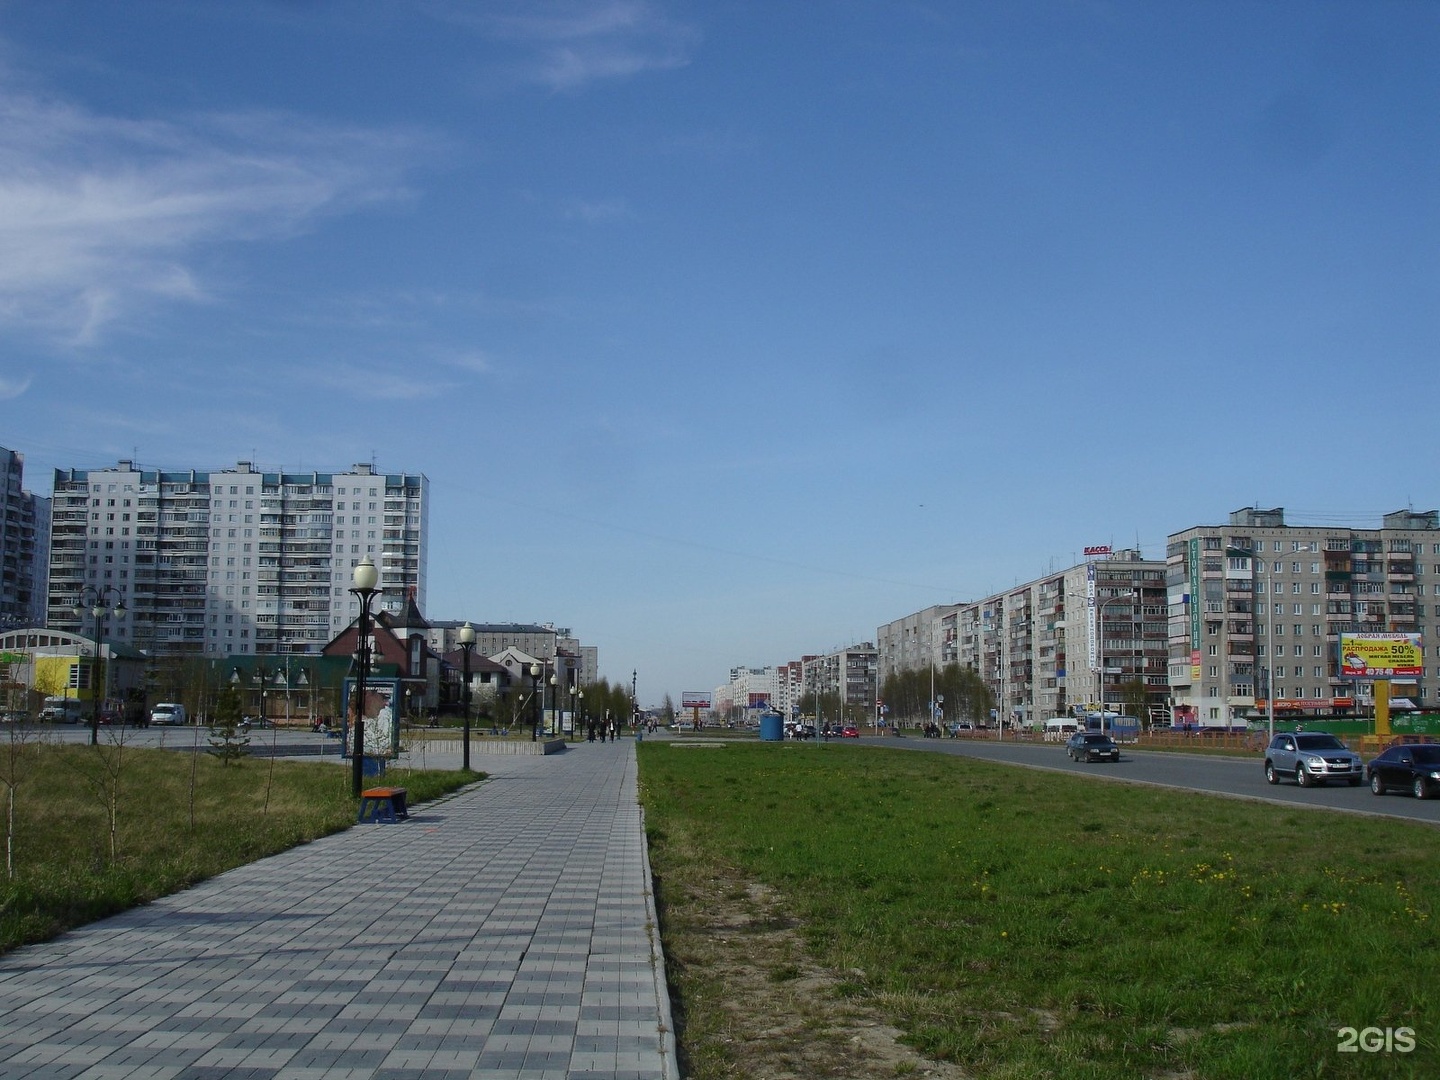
[1367,743,1440,799]
[1066,732,1120,762]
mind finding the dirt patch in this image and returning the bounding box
[657,871,969,1079]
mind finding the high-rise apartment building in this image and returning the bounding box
[1166,507,1440,726]
[875,605,957,689]
[0,447,50,629]
[802,643,878,722]
[47,460,427,657]
[945,549,1169,727]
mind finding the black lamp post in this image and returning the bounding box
[458,622,476,772]
[73,586,125,746]
[568,683,577,741]
[349,557,382,798]
[529,662,542,740]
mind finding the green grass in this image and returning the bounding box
[0,740,477,954]
[639,742,1438,1079]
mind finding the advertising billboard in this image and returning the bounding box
[342,677,401,757]
[1338,633,1423,679]
[681,691,711,709]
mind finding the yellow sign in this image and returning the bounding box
[1338,633,1422,678]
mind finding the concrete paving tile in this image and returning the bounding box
[0,744,677,1079]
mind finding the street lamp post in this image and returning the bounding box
[458,622,476,772]
[349,558,382,798]
[568,683,576,741]
[548,672,558,737]
[72,586,125,746]
[528,662,542,740]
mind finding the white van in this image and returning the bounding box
[40,697,85,723]
[1044,717,1080,741]
[150,703,188,726]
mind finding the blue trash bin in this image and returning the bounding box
[759,713,784,741]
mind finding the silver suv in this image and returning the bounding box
[1264,732,1364,787]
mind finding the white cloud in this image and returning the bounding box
[432,0,697,91]
[442,350,496,375]
[0,90,427,345]
[0,373,32,399]
[560,196,631,223]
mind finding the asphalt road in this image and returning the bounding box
[861,733,1440,826]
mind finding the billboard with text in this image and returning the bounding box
[1339,633,1422,678]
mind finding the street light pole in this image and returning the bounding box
[458,622,475,772]
[73,586,125,746]
[528,662,542,740]
[549,672,558,737]
[349,558,382,798]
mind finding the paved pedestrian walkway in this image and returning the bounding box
[0,741,678,1080]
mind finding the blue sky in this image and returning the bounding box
[1,1,1436,705]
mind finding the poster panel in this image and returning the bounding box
[342,677,401,757]
[1338,633,1423,678]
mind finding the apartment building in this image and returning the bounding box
[1167,507,1440,726]
[0,447,49,629]
[802,643,878,723]
[948,549,1168,728]
[427,622,597,687]
[875,604,957,688]
[47,460,427,657]
[712,665,782,717]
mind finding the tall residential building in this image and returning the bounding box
[802,643,878,722]
[47,460,427,657]
[1166,507,1440,726]
[875,604,957,689]
[0,447,50,629]
[712,665,781,716]
[949,548,1168,727]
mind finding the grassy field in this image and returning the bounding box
[638,741,1437,1079]
[0,737,476,954]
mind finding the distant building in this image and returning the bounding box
[1166,507,1440,726]
[0,447,50,629]
[945,549,1168,729]
[876,605,957,689]
[425,622,594,685]
[46,459,427,658]
[713,666,781,718]
[802,643,878,724]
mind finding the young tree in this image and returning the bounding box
[207,684,250,766]
[0,720,49,879]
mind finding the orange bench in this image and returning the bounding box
[358,786,409,824]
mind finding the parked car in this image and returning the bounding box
[149,702,188,726]
[1367,743,1440,799]
[1066,732,1120,762]
[1263,732,1364,787]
